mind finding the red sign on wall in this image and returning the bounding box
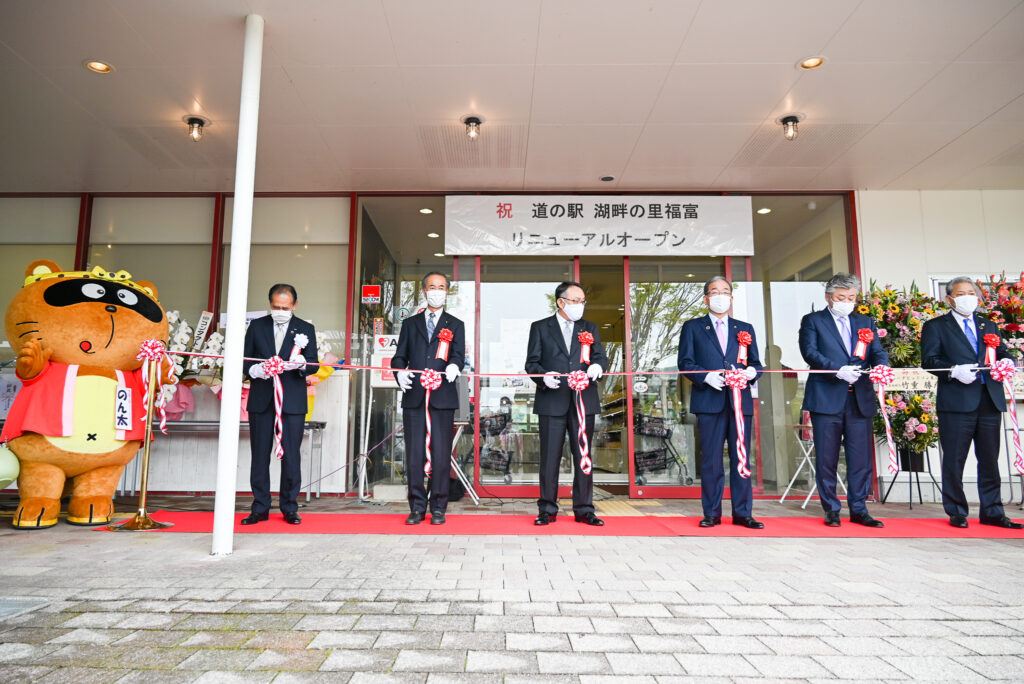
[361,284,381,304]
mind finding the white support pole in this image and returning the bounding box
[211,13,265,556]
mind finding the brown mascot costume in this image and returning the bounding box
[1,260,171,528]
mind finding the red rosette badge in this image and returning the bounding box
[435,327,454,361]
[577,331,594,364]
[853,328,874,360]
[736,330,752,365]
[983,333,1000,366]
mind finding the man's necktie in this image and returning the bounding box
[563,320,573,352]
[715,318,727,355]
[274,323,286,352]
[839,316,852,355]
[964,318,977,351]
[427,312,436,339]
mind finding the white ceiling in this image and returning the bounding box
[1,0,1022,193]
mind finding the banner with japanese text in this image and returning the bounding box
[444,195,753,256]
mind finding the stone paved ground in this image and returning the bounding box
[2,502,1024,682]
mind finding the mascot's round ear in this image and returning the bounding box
[25,259,62,279]
[136,280,159,300]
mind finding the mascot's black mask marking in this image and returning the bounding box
[42,279,163,323]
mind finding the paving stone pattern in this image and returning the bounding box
[2,522,1024,681]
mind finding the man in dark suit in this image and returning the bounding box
[799,273,888,528]
[392,271,466,525]
[678,276,764,529]
[241,284,318,525]
[921,276,1022,529]
[525,281,608,526]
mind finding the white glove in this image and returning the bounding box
[951,364,977,384]
[445,363,460,383]
[543,371,561,389]
[396,370,413,391]
[743,366,758,381]
[283,354,305,371]
[836,365,861,384]
[704,371,725,391]
[586,364,603,381]
[248,364,269,380]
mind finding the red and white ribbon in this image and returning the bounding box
[869,364,898,475]
[723,369,751,479]
[136,339,171,435]
[436,328,453,361]
[578,331,594,364]
[736,331,752,365]
[261,355,287,459]
[983,333,1000,367]
[566,370,592,475]
[854,328,874,360]
[420,368,443,478]
[991,359,1023,475]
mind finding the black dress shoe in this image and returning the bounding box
[732,516,765,529]
[430,512,446,525]
[240,512,268,525]
[699,516,721,528]
[406,511,426,525]
[284,512,301,525]
[849,512,884,528]
[824,511,841,527]
[949,515,969,528]
[534,512,556,526]
[980,515,1024,529]
[574,512,604,526]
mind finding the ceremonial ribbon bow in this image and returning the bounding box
[566,370,592,475]
[136,339,172,435]
[723,369,751,479]
[869,365,899,475]
[420,368,443,478]
[990,359,1024,475]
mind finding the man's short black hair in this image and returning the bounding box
[268,283,297,304]
[555,281,584,300]
[421,271,450,289]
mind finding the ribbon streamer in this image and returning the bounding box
[723,369,751,479]
[991,359,1024,475]
[566,370,592,475]
[420,368,443,478]
[136,339,172,435]
[869,365,899,475]
[261,356,288,459]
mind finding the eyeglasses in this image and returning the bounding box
[560,297,586,305]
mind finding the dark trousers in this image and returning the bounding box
[938,393,1005,519]
[537,413,595,515]
[811,392,874,514]
[696,409,753,518]
[403,406,454,514]
[248,410,304,515]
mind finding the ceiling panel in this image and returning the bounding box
[401,65,535,122]
[714,166,823,190]
[286,66,410,126]
[826,123,965,169]
[887,120,1024,189]
[886,60,1024,124]
[536,0,698,65]
[957,1,1024,62]
[108,0,249,68]
[531,65,670,125]
[524,125,642,175]
[629,124,756,168]
[318,125,424,169]
[649,64,802,124]
[616,167,725,190]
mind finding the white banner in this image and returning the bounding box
[445,195,753,256]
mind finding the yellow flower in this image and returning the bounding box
[904,407,912,414]
[857,305,870,314]
[924,308,934,315]
[913,395,923,403]
[886,398,896,406]
[921,414,930,423]
[888,304,900,314]
[884,289,894,296]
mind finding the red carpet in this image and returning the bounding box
[123,511,1024,538]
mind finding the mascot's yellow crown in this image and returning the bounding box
[24,265,158,300]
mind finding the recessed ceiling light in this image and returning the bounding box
[419,208,433,214]
[84,60,114,74]
[600,176,615,182]
[427,232,440,238]
[686,273,694,277]
[799,56,826,70]
[757,207,771,215]
[433,252,444,258]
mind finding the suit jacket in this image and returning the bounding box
[921,312,1010,413]
[525,315,608,416]
[242,315,318,415]
[799,308,888,416]
[391,309,466,410]
[677,315,763,416]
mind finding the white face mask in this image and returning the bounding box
[425,290,447,309]
[270,309,292,325]
[951,294,978,316]
[708,294,731,315]
[830,300,855,317]
[562,303,585,322]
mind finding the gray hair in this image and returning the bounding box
[945,276,981,297]
[421,271,450,290]
[825,273,861,294]
[703,276,732,296]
